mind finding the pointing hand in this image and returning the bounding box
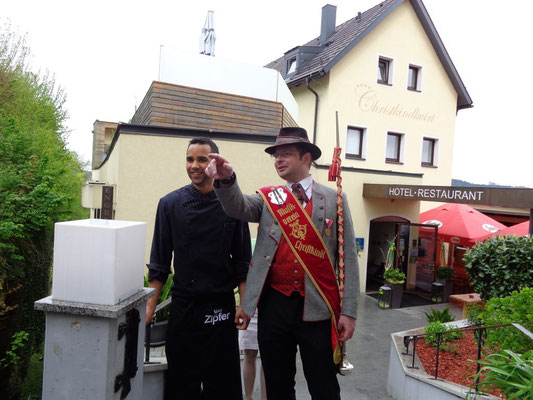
[206,153,234,180]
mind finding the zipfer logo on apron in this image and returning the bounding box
[204,308,230,325]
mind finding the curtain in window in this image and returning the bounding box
[346,128,362,156]
[287,58,297,75]
[379,61,387,81]
[422,139,433,164]
[408,68,416,88]
[386,134,399,160]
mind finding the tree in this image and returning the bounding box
[0,22,87,399]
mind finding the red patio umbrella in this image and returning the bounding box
[478,220,530,242]
[419,203,506,247]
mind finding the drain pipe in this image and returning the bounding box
[306,77,319,146]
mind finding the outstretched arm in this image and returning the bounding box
[206,153,264,223]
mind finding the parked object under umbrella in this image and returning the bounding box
[199,10,216,56]
[419,203,506,247]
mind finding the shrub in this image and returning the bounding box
[463,235,533,300]
[467,350,533,400]
[0,24,86,399]
[435,266,454,281]
[0,332,29,369]
[384,268,406,284]
[464,303,484,326]
[478,287,533,354]
[424,307,455,324]
[424,322,463,347]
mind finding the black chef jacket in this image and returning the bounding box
[147,184,251,298]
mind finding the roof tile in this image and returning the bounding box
[266,0,398,85]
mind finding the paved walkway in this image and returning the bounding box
[247,294,462,400]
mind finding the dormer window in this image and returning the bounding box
[287,57,297,76]
[283,46,322,80]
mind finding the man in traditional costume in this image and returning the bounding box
[207,127,359,400]
[146,137,251,399]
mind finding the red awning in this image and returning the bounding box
[419,203,506,247]
[477,220,530,242]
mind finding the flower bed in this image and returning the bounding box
[416,331,502,398]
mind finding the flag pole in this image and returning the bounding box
[328,111,353,375]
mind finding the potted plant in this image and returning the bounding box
[380,238,406,308]
[384,267,406,308]
[435,241,454,302]
[144,273,173,347]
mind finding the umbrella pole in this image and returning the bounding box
[530,209,533,236]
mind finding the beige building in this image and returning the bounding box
[264,0,472,295]
[87,0,474,298]
[91,120,117,170]
[86,64,299,271]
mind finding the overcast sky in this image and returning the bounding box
[3,0,532,187]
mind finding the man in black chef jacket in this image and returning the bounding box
[146,137,251,400]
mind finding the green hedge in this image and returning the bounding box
[463,235,533,300]
[1,24,87,399]
[479,287,533,354]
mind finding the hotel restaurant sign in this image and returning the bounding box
[363,184,533,209]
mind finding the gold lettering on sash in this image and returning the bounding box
[282,212,300,225]
[277,203,295,217]
[295,240,326,259]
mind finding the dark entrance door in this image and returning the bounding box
[366,216,409,293]
[394,223,438,294]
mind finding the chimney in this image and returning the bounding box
[320,4,337,45]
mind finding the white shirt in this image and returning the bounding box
[286,175,313,207]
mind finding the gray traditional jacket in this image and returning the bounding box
[215,177,360,321]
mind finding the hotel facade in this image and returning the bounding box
[87,0,485,296]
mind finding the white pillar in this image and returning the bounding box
[35,219,152,400]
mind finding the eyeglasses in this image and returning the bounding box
[271,150,297,160]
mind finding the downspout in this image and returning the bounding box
[306,77,319,146]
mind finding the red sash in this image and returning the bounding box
[258,185,342,365]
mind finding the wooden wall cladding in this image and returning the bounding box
[131,82,297,134]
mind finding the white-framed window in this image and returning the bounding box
[377,56,393,85]
[408,64,422,91]
[346,126,366,160]
[287,57,297,76]
[422,137,439,167]
[386,132,404,163]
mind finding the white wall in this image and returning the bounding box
[159,47,298,121]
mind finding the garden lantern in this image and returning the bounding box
[377,285,392,309]
[431,281,444,303]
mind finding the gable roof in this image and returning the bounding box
[265,0,473,110]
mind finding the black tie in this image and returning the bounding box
[291,183,309,204]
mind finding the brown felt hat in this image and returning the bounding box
[264,127,322,161]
